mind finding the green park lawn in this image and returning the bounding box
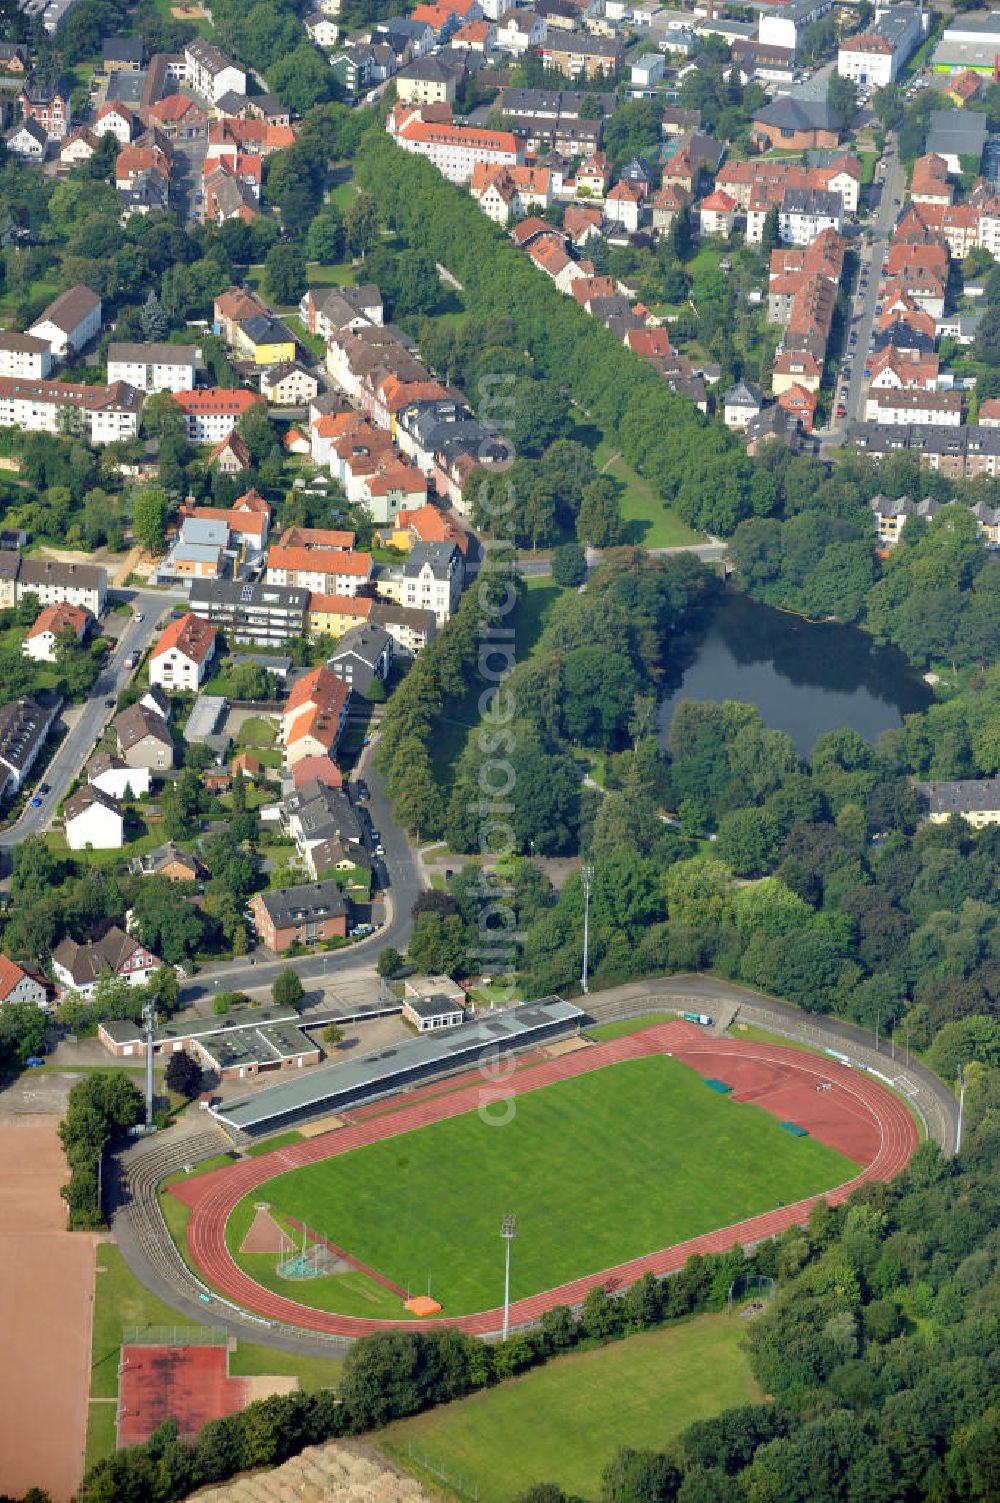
[227,1055,858,1318]
[428,575,564,783]
[593,441,701,548]
[381,1312,760,1503]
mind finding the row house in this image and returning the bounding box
[719,155,861,219]
[2,553,106,615]
[910,153,953,207]
[864,388,963,427]
[368,372,449,434]
[868,345,939,392]
[768,230,844,396]
[624,327,707,410]
[266,543,373,597]
[869,492,1000,550]
[205,118,295,162]
[777,186,844,247]
[767,227,845,322]
[0,694,62,800]
[394,397,511,513]
[882,269,946,322]
[0,376,141,444]
[93,101,135,144]
[697,187,737,238]
[868,492,942,546]
[326,325,430,406]
[539,32,621,78]
[886,236,949,282]
[358,459,428,525]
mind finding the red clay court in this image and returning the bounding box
[117,1345,251,1449]
[174,1021,918,1337]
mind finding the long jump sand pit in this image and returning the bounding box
[0,1117,95,1503]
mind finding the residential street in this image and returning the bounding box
[0,587,173,851]
[179,740,422,1005]
[824,130,906,442]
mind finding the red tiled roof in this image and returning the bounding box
[151,611,217,665]
[397,503,469,554]
[174,388,262,416]
[291,755,343,789]
[269,545,373,577]
[307,592,372,618]
[0,954,31,1003]
[26,601,91,639]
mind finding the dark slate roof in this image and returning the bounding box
[753,96,842,133]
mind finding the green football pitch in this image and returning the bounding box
[227,1055,858,1317]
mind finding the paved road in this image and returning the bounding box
[478,539,728,583]
[109,971,958,1354]
[822,131,905,443]
[178,740,422,1005]
[0,587,171,850]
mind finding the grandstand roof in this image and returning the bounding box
[211,997,584,1134]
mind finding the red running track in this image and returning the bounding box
[176,1022,918,1337]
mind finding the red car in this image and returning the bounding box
[836,403,847,418]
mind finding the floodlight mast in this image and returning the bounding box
[501,1214,517,1340]
[581,864,593,996]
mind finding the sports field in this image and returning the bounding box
[382,1312,759,1503]
[226,1055,858,1317]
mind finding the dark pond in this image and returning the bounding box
[656,591,933,757]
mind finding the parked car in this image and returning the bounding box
[836,403,847,418]
[30,796,42,808]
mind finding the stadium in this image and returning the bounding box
[170,1008,919,1336]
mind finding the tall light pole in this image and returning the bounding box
[956,1067,965,1155]
[874,1007,880,1054]
[144,997,156,1130]
[581,864,593,996]
[501,1214,517,1340]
